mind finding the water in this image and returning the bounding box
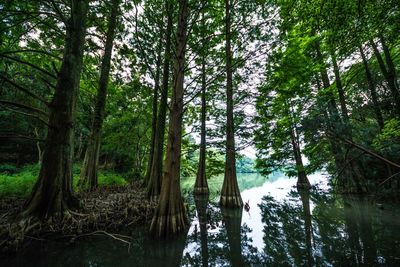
[2,173,400,266]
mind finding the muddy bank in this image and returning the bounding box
[0,182,156,254]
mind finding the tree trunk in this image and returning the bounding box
[359,46,384,130]
[331,52,349,122]
[369,38,400,116]
[149,0,189,237]
[34,127,43,164]
[379,34,399,92]
[315,44,367,193]
[289,121,310,189]
[22,0,89,218]
[144,37,163,185]
[220,0,243,208]
[315,44,341,123]
[147,0,173,201]
[80,0,119,191]
[194,12,209,195]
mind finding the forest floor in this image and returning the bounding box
[0,181,156,254]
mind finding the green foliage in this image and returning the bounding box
[98,172,128,187]
[206,150,225,179]
[0,164,128,198]
[0,164,39,197]
[373,119,400,156]
[236,154,256,173]
[0,164,18,174]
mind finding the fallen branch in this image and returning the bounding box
[379,171,400,187]
[327,131,400,169]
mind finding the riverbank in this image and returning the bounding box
[0,182,156,255]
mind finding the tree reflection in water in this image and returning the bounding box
[259,188,400,266]
[182,197,264,266]
[3,185,400,266]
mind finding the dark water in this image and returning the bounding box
[2,173,400,266]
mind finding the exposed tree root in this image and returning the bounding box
[0,182,156,254]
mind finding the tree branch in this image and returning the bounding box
[0,74,50,105]
[0,55,57,79]
[0,100,48,117]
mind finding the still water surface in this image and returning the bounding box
[2,173,400,266]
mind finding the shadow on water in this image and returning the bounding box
[2,174,400,266]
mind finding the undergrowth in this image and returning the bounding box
[0,164,128,198]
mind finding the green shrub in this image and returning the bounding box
[0,163,128,198]
[98,172,128,186]
[0,164,18,174]
[0,171,36,198]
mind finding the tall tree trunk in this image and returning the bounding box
[289,120,310,189]
[220,0,243,208]
[149,0,189,237]
[315,44,341,123]
[194,12,209,195]
[315,46,343,171]
[147,0,173,200]
[331,52,349,122]
[316,62,366,194]
[34,127,43,164]
[22,0,89,218]
[369,39,400,116]
[144,37,163,185]
[80,0,119,191]
[328,51,366,192]
[359,46,384,130]
[379,34,399,92]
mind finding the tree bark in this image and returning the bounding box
[289,121,310,189]
[220,0,243,208]
[144,36,163,185]
[149,0,189,237]
[194,12,209,195]
[379,34,399,92]
[147,0,173,200]
[331,52,349,122]
[34,127,43,164]
[359,46,384,130]
[80,0,119,191]
[370,38,400,116]
[22,0,89,218]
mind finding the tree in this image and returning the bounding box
[220,0,243,208]
[194,9,209,195]
[79,0,120,191]
[22,0,89,218]
[149,0,189,237]
[146,0,173,200]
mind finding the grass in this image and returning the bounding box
[0,164,128,198]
